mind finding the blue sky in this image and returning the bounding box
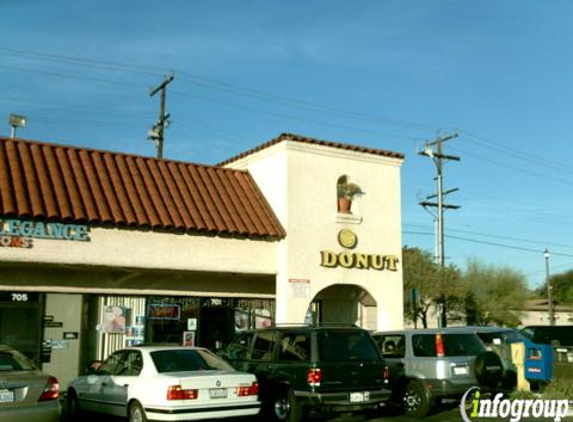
[2,0,573,289]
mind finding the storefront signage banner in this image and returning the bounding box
[147,304,181,320]
[320,251,399,271]
[320,229,400,271]
[0,219,90,249]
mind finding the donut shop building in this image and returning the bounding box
[0,133,404,386]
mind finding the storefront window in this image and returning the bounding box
[0,293,43,366]
[95,296,275,357]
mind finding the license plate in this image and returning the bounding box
[0,389,14,403]
[350,392,365,402]
[453,366,469,375]
[209,388,228,399]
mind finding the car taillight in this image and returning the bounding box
[167,385,198,400]
[307,368,322,387]
[436,333,445,357]
[38,376,59,402]
[382,365,389,379]
[237,382,259,396]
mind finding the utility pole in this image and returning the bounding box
[148,73,174,159]
[544,249,555,325]
[419,131,460,328]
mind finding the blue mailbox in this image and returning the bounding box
[524,340,554,381]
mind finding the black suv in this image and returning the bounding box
[222,324,392,422]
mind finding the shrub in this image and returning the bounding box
[541,378,573,401]
[509,389,538,401]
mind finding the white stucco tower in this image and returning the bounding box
[224,134,405,331]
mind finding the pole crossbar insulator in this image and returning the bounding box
[148,73,175,159]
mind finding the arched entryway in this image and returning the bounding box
[310,284,378,330]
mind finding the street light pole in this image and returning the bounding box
[544,248,555,326]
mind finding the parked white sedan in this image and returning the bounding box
[67,346,260,422]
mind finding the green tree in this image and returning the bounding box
[464,259,531,327]
[535,270,573,304]
[402,246,465,328]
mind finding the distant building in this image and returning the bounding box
[405,298,573,329]
[517,298,573,327]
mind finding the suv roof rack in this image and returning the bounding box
[272,323,311,327]
[313,322,360,328]
[271,322,360,328]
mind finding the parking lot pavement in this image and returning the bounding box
[60,399,547,422]
[58,401,459,422]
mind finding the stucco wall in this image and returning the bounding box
[226,140,404,330]
[42,294,82,389]
[0,227,278,275]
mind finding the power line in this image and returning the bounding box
[0,64,146,89]
[4,45,573,193]
[461,130,573,174]
[449,144,573,186]
[403,223,573,250]
[171,91,421,141]
[0,47,164,76]
[403,230,573,259]
[0,46,449,132]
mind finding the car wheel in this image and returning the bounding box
[475,351,503,388]
[403,380,432,417]
[501,370,517,390]
[272,388,302,422]
[66,389,83,419]
[129,400,148,422]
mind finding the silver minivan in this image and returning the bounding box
[372,328,502,417]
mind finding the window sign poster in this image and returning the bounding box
[289,279,311,299]
[102,306,128,333]
[147,304,181,320]
[235,309,250,331]
[255,309,272,329]
[183,331,195,347]
[187,318,197,331]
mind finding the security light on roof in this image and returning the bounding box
[8,113,27,139]
[9,114,27,128]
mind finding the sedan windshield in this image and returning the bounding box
[151,349,234,373]
[0,349,36,371]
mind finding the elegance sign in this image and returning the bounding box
[0,218,90,248]
[320,229,399,271]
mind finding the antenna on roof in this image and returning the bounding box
[148,72,174,159]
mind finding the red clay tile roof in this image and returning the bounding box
[218,132,405,166]
[0,137,285,239]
